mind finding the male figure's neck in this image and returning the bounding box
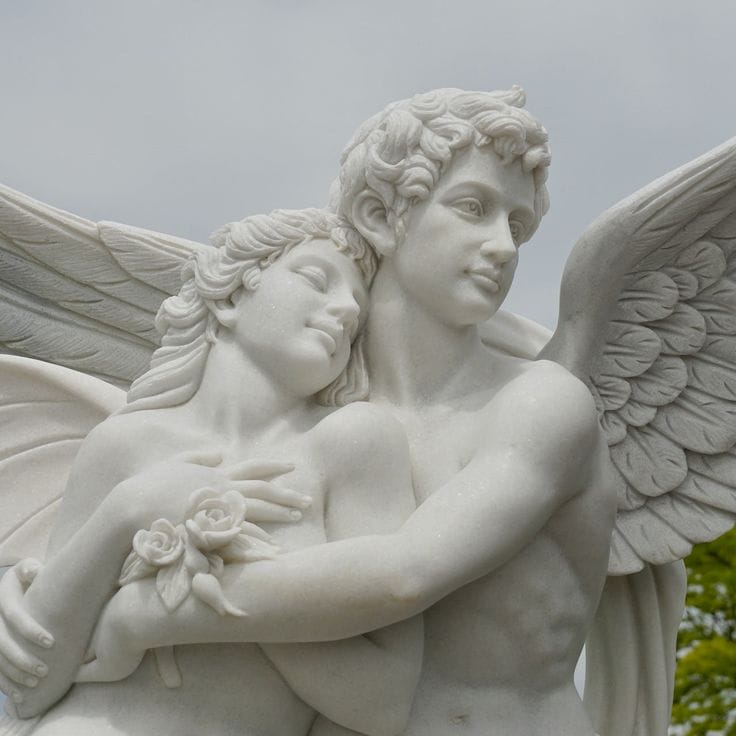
[366,264,487,409]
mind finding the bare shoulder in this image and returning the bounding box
[497,359,598,434]
[483,360,601,491]
[75,408,182,478]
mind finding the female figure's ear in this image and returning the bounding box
[351,191,399,257]
[210,291,245,330]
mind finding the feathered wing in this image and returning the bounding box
[542,136,736,574]
[0,183,211,564]
[0,182,210,387]
[541,136,736,736]
[0,356,126,566]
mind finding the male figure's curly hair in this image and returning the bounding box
[124,208,376,412]
[333,86,551,245]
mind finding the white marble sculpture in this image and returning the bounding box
[0,87,734,736]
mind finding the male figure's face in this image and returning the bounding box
[388,145,536,328]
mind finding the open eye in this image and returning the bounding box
[452,198,484,218]
[296,266,328,292]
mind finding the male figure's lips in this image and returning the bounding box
[467,269,500,293]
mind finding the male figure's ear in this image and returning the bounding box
[351,191,398,257]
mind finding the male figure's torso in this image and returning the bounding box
[379,350,617,736]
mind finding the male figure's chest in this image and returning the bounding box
[387,401,491,503]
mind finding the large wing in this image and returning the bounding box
[0,183,211,387]
[0,356,126,566]
[541,137,736,575]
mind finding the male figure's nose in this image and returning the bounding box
[479,221,516,263]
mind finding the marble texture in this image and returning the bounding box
[0,87,733,736]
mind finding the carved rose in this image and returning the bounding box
[132,519,186,567]
[185,489,247,551]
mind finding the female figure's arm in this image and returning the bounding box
[0,416,301,718]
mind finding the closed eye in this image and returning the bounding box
[296,266,328,292]
[452,198,484,218]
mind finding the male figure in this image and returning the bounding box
[7,89,619,736]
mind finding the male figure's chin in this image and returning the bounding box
[451,290,505,326]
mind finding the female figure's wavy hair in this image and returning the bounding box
[124,208,377,413]
[333,86,551,245]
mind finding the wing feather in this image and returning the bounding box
[0,356,126,565]
[541,136,736,574]
[0,182,209,385]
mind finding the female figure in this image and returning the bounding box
[1,208,421,736]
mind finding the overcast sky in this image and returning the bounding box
[2,0,735,329]
[0,0,735,709]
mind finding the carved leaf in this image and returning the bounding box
[610,426,687,497]
[662,267,699,300]
[673,239,727,293]
[647,303,706,355]
[596,322,661,379]
[688,279,736,334]
[156,555,191,612]
[615,271,679,322]
[118,552,156,586]
[652,386,736,453]
[629,355,687,407]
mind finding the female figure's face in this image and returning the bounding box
[221,238,368,397]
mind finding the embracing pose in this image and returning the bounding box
[0,208,422,735]
[1,88,735,736]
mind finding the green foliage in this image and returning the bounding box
[672,529,736,735]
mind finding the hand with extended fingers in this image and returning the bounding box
[0,453,306,717]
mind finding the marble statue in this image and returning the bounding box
[0,86,734,736]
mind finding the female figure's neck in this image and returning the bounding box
[184,336,316,443]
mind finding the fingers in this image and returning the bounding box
[0,670,24,708]
[0,619,48,681]
[0,570,55,650]
[242,500,306,523]
[232,480,311,508]
[15,559,42,587]
[224,459,295,481]
[239,521,277,543]
[0,650,40,688]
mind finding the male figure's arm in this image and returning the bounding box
[89,364,600,654]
